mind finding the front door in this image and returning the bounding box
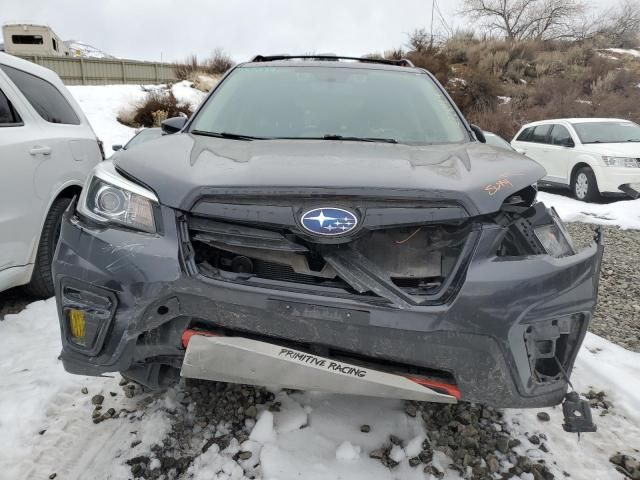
[521,124,553,181]
[545,124,575,183]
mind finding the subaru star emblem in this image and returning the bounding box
[301,208,358,236]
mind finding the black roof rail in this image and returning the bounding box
[250,54,415,68]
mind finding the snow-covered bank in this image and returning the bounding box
[1,301,638,479]
[68,81,206,152]
[538,191,640,230]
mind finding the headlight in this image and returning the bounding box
[534,208,575,258]
[78,162,157,233]
[602,156,640,168]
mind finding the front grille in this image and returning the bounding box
[186,211,473,306]
[252,259,350,288]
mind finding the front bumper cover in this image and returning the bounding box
[53,203,604,408]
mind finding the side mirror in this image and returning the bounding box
[562,138,575,148]
[161,116,188,134]
[470,124,486,143]
[112,144,122,152]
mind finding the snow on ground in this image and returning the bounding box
[65,40,114,59]
[506,333,640,480]
[69,84,146,151]
[538,191,640,229]
[1,300,639,479]
[68,81,206,152]
[605,48,640,58]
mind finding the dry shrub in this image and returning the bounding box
[442,31,478,64]
[449,67,501,114]
[478,50,510,75]
[406,45,450,84]
[151,110,168,127]
[591,70,619,95]
[468,105,522,140]
[534,51,566,76]
[174,54,200,81]
[565,44,593,65]
[174,49,235,80]
[203,48,234,75]
[587,55,619,82]
[118,90,192,128]
[384,48,405,61]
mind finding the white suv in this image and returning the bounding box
[511,118,640,202]
[0,52,102,297]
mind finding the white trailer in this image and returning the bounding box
[2,24,69,57]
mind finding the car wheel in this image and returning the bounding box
[24,197,72,298]
[572,167,600,202]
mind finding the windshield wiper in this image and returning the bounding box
[191,130,268,141]
[322,134,398,144]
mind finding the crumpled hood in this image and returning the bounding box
[115,133,546,216]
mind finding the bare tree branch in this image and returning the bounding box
[595,0,640,47]
[460,0,586,40]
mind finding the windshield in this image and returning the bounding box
[190,65,468,145]
[571,121,640,144]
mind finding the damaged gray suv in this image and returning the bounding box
[54,56,604,422]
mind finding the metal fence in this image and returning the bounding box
[17,55,179,85]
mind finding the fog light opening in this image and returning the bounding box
[68,308,86,345]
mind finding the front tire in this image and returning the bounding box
[572,167,600,202]
[24,197,72,298]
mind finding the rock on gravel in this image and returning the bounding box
[567,223,640,352]
[610,453,640,479]
[117,379,275,479]
[364,401,555,480]
[536,412,550,422]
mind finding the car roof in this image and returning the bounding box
[519,118,631,129]
[240,59,423,74]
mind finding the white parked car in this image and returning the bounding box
[0,52,103,297]
[511,118,640,202]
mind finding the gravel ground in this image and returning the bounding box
[109,380,556,480]
[566,223,640,352]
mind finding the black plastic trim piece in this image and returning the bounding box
[251,54,415,67]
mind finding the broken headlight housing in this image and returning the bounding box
[78,161,158,233]
[534,208,575,258]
